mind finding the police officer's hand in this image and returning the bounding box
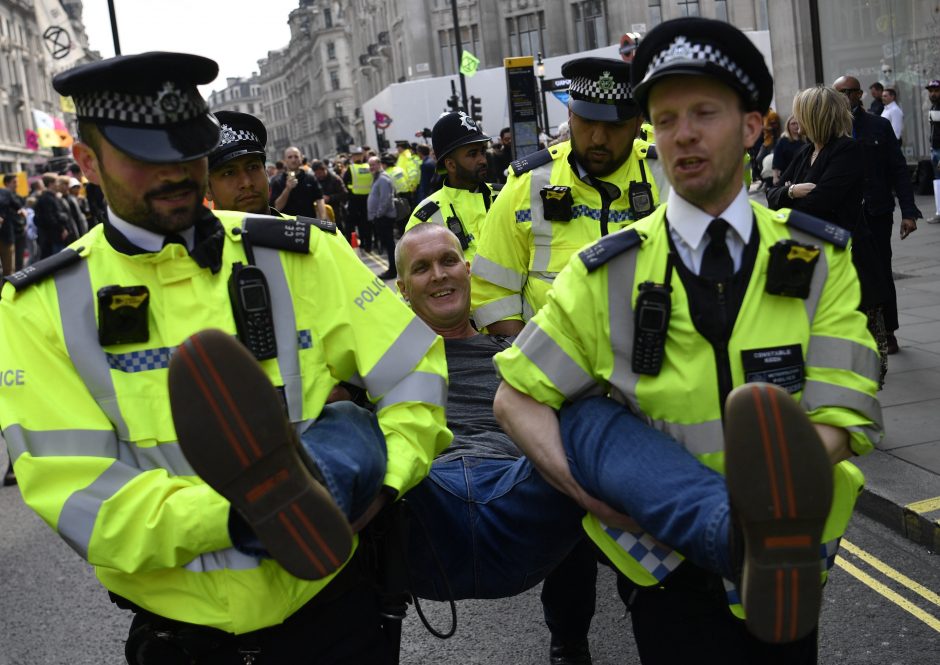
[900,218,916,239]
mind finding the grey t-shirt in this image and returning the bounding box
[437,335,522,463]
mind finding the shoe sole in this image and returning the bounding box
[168,329,352,581]
[724,383,833,644]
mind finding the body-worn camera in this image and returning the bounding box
[540,185,574,222]
[765,239,820,299]
[629,181,654,219]
[97,285,150,346]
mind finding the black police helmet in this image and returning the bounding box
[432,112,490,163]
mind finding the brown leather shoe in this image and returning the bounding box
[724,383,832,644]
[169,329,352,581]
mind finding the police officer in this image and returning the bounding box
[470,57,663,337]
[0,52,449,664]
[404,111,498,262]
[344,146,375,251]
[206,110,277,216]
[491,18,882,664]
[394,139,420,200]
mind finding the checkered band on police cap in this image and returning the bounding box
[569,71,632,104]
[219,124,261,148]
[72,81,208,126]
[643,35,759,104]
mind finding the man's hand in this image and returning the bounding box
[493,381,637,530]
[900,218,916,239]
[285,173,299,191]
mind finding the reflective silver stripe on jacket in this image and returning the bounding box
[514,322,599,401]
[253,246,303,422]
[786,226,829,322]
[376,371,447,412]
[184,548,261,572]
[801,379,884,430]
[806,335,881,384]
[472,255,526,292]
[527,163,555,273]
[606,247,642,413]
[58,460,142,558]
[361,316,438,398]
[473,295,523,329]
[56,260,130,440]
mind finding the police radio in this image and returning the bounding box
[632,281,671,375]
[228,262,277,360]
[447,205,472,250]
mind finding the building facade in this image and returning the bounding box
[207,75,265,119]
[252,0,937,161]
[0,0,95,173]
[257,0,358,162]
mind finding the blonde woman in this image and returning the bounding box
[767,86,888,384]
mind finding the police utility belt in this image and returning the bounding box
[632,237,820,376]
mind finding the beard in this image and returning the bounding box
[103,174,205,234]
[570,131,633,178]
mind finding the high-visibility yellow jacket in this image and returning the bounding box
[0,210,451,634]
[405,180,500,262]
[347,163,373,196]
[494,200,882,616]
[396,149,419,192]
[388,166,409,194]
[470,139,662,328]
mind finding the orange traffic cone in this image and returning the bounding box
[350,231,359,249]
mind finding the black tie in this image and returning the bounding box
[162,233,187,249]
[700,218,734,280]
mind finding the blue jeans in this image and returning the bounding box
[404,455,597,642]
[559,396,734,580]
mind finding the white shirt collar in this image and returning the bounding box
[107,208,195,252]
[666,186,753,250]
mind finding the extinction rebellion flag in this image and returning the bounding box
[33,0,84,72]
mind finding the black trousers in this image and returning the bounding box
[617,564,818,665]
[124,558,392,664]
[347,196,371,251]
[866,211,898,332]
[374,216,397,276]
[540,538,598,644]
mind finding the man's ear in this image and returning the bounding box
[742,110,763,149]
[396,277,409,303]
[72,143,102,186]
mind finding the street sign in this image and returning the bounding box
[504,56,540,161]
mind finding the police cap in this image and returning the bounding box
[631,18,773,115]
[432,111,489,163]
[210,111,267,171]
[53,52,221,164]
[561,57,640,123]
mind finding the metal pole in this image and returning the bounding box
[538,52,549,137]
[449,0,468,111]
[108,0,121,55]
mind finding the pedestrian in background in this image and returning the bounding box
[880,87,904,141]
[868,81,885,115]
[368,153,398,278]
[767,85,888,384]
[927,79,940,225]
[771,115,805,185]
[833,75,921,356]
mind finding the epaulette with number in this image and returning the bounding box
[413,201,440,222]
[295,215,337,234]
[242,214,325,255]
[1,247,85,298]
[785,210,850,249]
[510,147,557,177]
[579,229,642,272]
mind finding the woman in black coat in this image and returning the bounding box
[767,85,887,384]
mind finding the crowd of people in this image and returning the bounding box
[2,13,938,665]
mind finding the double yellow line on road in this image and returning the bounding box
[836,539,940,633]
